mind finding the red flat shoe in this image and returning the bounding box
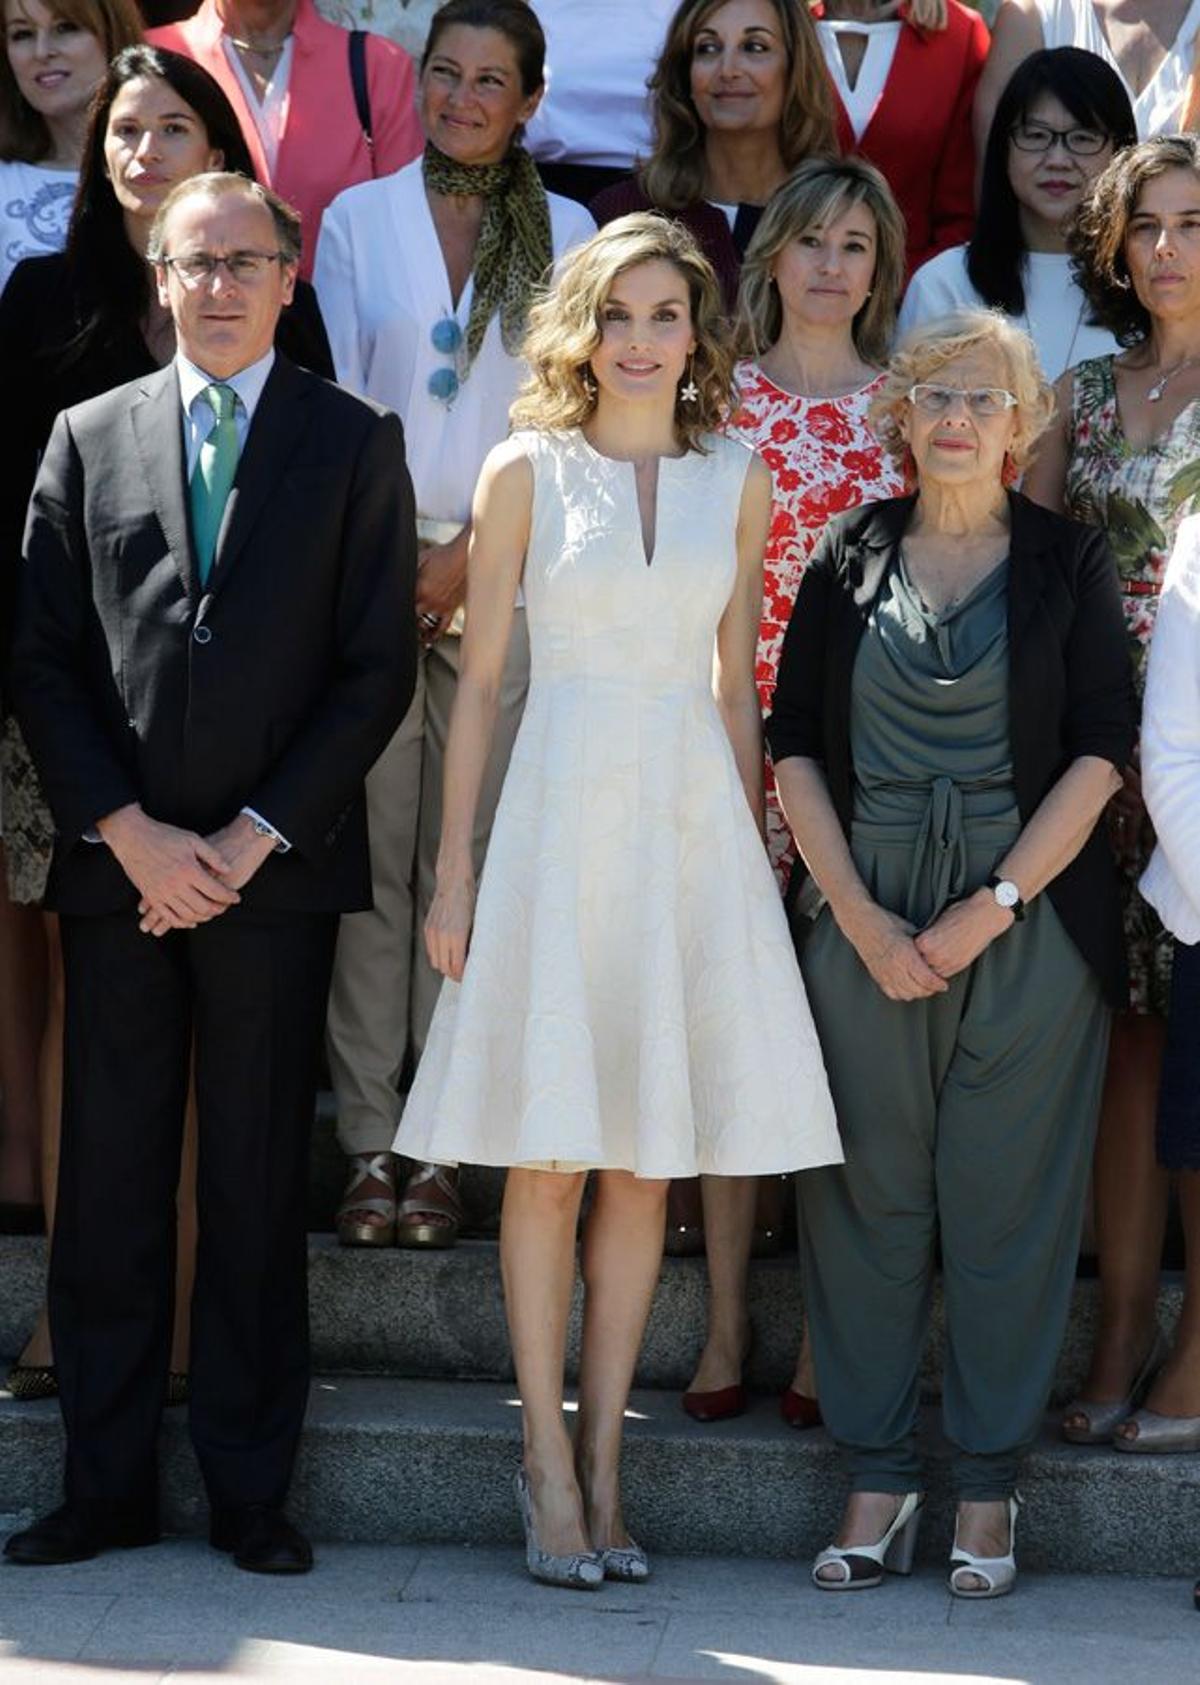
[780,1388,822,1429]
[682,1382,747,1422]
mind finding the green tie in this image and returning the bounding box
[189,383,239,585]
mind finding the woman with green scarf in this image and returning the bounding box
[314,0,595,1252]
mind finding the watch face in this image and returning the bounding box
[995,880,1020,909]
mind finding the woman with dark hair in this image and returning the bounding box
[1027,134,1200,1452]
[590,0,836,313]
[901,46,1133,381]
[0,40,330,1402]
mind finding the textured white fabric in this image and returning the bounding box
[817,19,902,141]
[396,429,843,1178]
[1031,0,1200,136]
[898,245,1117,381]
[0,158,77,292]
[1141,515,1200,942]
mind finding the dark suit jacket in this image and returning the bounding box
[766,491,1137,1008]
[0,252,333,705]
[11,354,417,916]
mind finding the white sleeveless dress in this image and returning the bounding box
[1032,0,1200,136]
[395,428,842,1179]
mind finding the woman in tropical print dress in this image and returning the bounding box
[675,158,907,1431]
[1027,136,1200,1455]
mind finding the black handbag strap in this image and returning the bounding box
[348,30,375,170]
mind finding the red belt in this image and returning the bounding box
[1121,579,1162,597]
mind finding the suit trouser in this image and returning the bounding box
[52,908,337,1521]
[796,896,1109,1499]
[326,612,530,1156]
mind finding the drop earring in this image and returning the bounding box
[582,366,597,399]
[680,354,699,404]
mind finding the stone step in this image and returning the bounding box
[1,1375,1196,1573]
[1,1235,1185,1406]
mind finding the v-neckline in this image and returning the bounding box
[577,431,688,568]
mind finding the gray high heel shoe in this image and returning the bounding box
[514,1468,604,1590]
[1061,1325,1169,1445]
[1112,1407,1200,1452]
[599,1540,651,1582]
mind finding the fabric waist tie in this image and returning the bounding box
[908,774,967,927]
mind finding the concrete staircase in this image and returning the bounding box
[2,1228,1197,1573]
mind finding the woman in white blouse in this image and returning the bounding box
[901,47,1133,383]
[1133,518,1200,1472]
[314,0,593,1252]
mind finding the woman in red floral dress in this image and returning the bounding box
[679,156,910,1429]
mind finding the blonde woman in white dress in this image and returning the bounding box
[396,213,841,1588]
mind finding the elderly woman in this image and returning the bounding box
[769,309,1133,1596]
[590,0,835,312]
[1026,135,1200,1449]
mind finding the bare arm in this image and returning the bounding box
[424,440,531,982]
[714,453,771,833]
[774,755,948,1001]
[1023,367,1073,514]
[973,0,1044,189]
[915,754,1121,976]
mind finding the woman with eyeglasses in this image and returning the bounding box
[900,47,1134,382]
[0,40,331,1404]
[1027,134,1200,1456]
[770,308,1133,1596]
[313,0,593,1255]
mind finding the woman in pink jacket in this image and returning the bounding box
[148,0,422,275]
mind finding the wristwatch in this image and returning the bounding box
[987,875,1025,922]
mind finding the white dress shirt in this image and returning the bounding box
[1140,516,1200,942]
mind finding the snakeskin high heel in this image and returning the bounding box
[514,1468,604,1590]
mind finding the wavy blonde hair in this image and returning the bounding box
[736,157,906,365]
[511,213,736,452]
[870,310,1055,477]
[640,0,836,211]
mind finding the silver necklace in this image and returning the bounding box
[1147,355,1200,403]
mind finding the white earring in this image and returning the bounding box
[680,354,699,404]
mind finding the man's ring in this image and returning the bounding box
[420,612,440,629]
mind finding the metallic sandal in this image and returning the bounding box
[514,1467,603,1590]
[599,1540,651,1582]
[1113,1407,1200,1452]
[5,1363,57,1402]
[336,1152,397,1248]
[812,1492,923,1591]
[1061,1325,1169,1444]
[949,1493,1021,1600]
[394,1163,463,1250]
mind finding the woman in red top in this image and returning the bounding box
[815,0,989,277]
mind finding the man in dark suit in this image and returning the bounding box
[5,173,417,1574]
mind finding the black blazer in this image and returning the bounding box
[0,251,333,703]
[11,354,417,917]
[766,491,1137,1008]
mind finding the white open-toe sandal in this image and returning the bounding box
[811,1492,924,1591]
[949,1493,1022,1599]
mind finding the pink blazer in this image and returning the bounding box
[149,0,422,278]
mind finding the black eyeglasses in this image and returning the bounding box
[1009,122,1109,157]
[161,250,290,284]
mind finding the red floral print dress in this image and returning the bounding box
[733,360,908,888]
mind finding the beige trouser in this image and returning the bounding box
[326,610,530,1156]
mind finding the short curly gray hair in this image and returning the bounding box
[870,309,1055,476]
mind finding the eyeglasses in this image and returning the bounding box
[427,315,464,405]
[907,384,1019,417]
[161,250,290,284]
[1009,122,1109,157]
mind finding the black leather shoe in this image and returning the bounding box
[4,1503,159,1565]
[210,1505,312,1575]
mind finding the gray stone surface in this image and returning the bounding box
[0,1538,1195,1685]
[3,1376,1199,1573]
[1,1233,1186,1403]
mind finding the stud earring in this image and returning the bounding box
[680,354,699,404]
[582,366,597,398]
